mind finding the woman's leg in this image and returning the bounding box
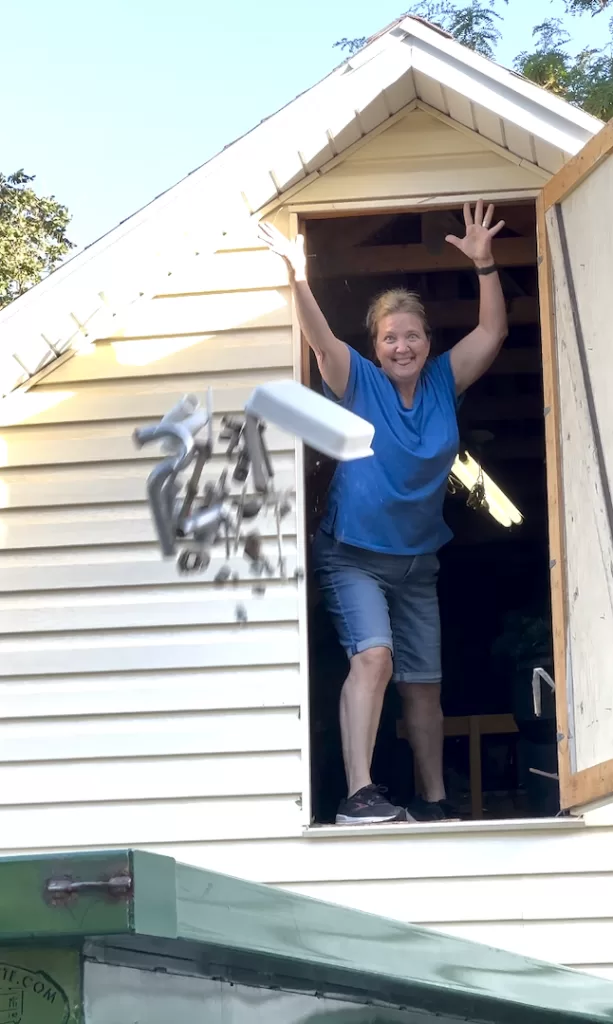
[340,646,392,797]
[389,554,453,817]
[313,531,405,824]
[399,683,445,802]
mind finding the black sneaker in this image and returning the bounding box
[407,796,461,822]
[336,785,407,825]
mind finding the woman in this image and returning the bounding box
[259,202,507,825]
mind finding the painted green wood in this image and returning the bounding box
[0,948,81,1023]
[129,850,178,939]
[173,859,613,1024]
[0,850,612,1023]
[0,851,134,940]
[0,850,176,942]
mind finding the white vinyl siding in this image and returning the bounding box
[292,108,546,206]
[0,234,304,850]
[1,99,612,990]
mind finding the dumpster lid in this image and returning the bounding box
[1,848,612,1023]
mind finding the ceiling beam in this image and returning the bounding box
[324,296,539,334]
[462,394,543,421]
[493,344,541,374]
[464,436,545,460]
[312,236,536,276]
[325,214,398,248]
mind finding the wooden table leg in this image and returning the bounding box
[469,716,483,819]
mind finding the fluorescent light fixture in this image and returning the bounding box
[451,450,523,528]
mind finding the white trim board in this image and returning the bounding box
[305,817,586,839]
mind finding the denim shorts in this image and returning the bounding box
[312,530,441,684]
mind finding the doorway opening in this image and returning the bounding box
[302,202,560,824]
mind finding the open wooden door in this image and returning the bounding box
[537,120,613,810]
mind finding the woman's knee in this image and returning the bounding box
[399,682,442,713]
[351,646,393,687]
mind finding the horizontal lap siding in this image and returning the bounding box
[294,109,545,205]
[3,107,612,989]
[0,239,304,850]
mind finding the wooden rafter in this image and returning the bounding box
[320,296,539,335]
[312,236,536,276]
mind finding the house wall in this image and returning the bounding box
[0,224,307,848]
[293,107,546,206]
[1,104,613,983]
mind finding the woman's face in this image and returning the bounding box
[374,312,430,387]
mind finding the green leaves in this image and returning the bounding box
[515,14,613,119]
[515,20,573,96]
[563,0,610,14]
[0,170,74,310]
[411,0,508,58]
[334,37,368,55]
[334,0,613,119]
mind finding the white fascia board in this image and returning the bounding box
[0,25,404,328]
[0,155,241,333]
[0,31,416,372]
[3,15,603,385]
[410,38,596,154]
[0,175,253,393]
[237,31,413,171]
[399,17,603,146]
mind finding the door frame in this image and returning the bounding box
[537,119,613,810]
[288,189,555,825]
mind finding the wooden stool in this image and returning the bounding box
[396,713,519,819]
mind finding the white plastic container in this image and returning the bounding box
[244,379,374,461]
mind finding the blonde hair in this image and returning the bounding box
[366,288,430,341]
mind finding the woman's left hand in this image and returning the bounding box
[445,200,505,266]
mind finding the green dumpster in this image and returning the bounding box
[0,849,612,1023]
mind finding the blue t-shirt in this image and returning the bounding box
[320,346,459,555]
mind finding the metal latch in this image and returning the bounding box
[532,666,555,717]
[44,873,132,907]
[529,666,559,782]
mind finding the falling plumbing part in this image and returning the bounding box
[133,379,376,604]
[133,390,294,591]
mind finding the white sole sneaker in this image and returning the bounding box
[335,810,408,825]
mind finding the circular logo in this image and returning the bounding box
[0,963,70,1024]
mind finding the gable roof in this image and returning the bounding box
[0,15,603,397]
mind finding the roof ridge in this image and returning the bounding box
[0,13,602,396]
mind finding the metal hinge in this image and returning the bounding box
[44,872,132,907]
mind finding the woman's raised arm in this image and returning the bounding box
[258,222,351,398]
[446,201,508,395]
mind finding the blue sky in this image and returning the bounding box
[3,0,605,251]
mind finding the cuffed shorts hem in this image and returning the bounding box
[312,529,441,682]
[344,636,393,658]
[393,672,442,685]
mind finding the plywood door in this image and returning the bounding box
[537,119,613,809]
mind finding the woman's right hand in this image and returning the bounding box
[258,221,307,279]
[259,221,350,399]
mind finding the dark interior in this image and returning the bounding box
[303,203,560,824]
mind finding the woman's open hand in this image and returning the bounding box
[445,200,505,266]
[258,221,307,279]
